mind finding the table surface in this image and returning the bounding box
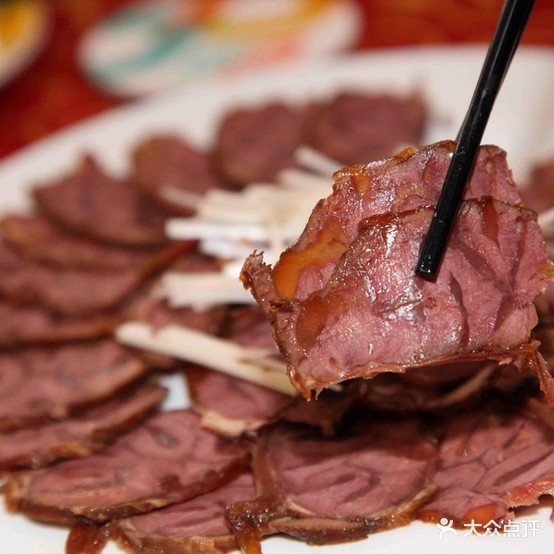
[1,0,553,160]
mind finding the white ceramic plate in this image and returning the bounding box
[1,46,553,554]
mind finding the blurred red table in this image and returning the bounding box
[1,0,553,160]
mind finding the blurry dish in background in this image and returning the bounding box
[78,0,363,97]
[0,0,49,89]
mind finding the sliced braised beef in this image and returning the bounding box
[225,419,437,552]
[111,471,256,554]
[213,102,306,186]
[0,383,166,471]
[186,306,292,436]
[187,306,351,437]
[187,366,294,437]
[0,214,160,270]
[33,156,168,247]
[244,199,552,400]
[419,397,554,526]
[305,91,427,166]
[188,366,353,438]
[128,297,228,369]
[4,410,250,523]
[243,141,523,304]
[187,306,291,436]
[221,305,280,352]
[0,339,148,432]
[0,240,187,316]
[131,296,227,334]
[132,135,227,214]
[278,389,355,436]
[0,299,115,348]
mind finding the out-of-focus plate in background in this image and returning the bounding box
[78,0,363,97]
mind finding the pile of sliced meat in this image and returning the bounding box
[2,89,554,554]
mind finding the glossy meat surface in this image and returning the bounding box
[246,200,550,397]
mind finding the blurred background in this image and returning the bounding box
[0,0,552,160]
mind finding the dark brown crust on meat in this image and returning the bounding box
[225,493,373,553]
[66,521,109,554]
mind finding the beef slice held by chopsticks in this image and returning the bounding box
[242,142,553,399]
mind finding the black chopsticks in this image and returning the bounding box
[416,0,536,280]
